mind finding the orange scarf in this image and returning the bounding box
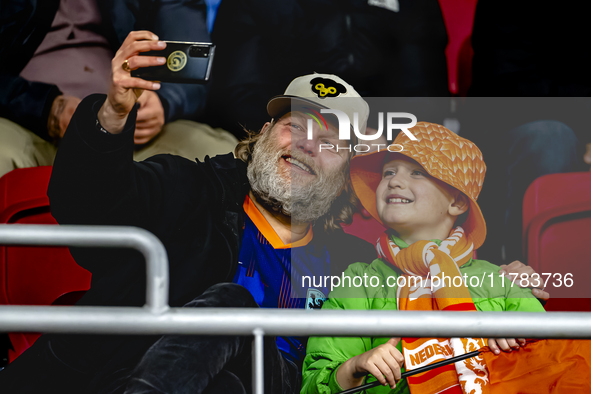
[377,227,490,394]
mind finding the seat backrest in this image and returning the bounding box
[0,167,91,362]
[437,0,478,96]
[342,210,386,248]
[523,172,591,309]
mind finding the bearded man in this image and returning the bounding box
[0,31,374,394]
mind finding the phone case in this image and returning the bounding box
[131,41,215,84]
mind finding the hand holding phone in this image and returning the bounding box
[98,30,164,135]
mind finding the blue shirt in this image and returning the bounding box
[233,197,331,365]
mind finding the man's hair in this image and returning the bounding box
[235,122,271,165]
[235,122,357,232]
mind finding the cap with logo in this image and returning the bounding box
[351,122,488,249]
[267,73,370,134]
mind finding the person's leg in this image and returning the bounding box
[124,283,299,394]
[503,120,585,262]
[133,120,238,162]
[0,118,57,177]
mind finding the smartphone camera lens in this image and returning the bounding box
[189,46,209,58]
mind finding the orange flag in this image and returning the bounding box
[482,340,591,393]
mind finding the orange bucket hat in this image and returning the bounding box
[351,122,487,249]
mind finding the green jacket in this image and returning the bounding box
[301,240,545,394]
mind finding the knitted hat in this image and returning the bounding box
[351,122,487,249]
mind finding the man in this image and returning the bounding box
[0,31,374,393]
[0,0,237,178]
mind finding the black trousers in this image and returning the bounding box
[0,283,299,394]
[124,283,300,394]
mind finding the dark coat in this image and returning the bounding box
[0,94,374,393]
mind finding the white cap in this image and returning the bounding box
[267,73,370,134]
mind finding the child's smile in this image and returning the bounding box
[385,194,413,204]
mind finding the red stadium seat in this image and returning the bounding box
[0,167,91,362]
[523,172,591,311]
[437,0,478,96]
[343,209,385,248]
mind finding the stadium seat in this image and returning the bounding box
[437,0,478,96]
[0,167,91,362]
[343,209,385,248]
[523,172,591,311]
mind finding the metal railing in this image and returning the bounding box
[0,224,590,394]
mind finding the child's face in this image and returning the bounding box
[376,156,460,238]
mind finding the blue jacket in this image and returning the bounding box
[0,0,210,140]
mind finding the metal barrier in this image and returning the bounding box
[0,224,590,394]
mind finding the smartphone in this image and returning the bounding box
[131,41,215,84]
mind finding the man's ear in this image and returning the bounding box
[449,192,470,217]
[260,120,273,134]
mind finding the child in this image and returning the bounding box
[301,122,545,394]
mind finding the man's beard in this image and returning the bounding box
[247,129,347,224]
